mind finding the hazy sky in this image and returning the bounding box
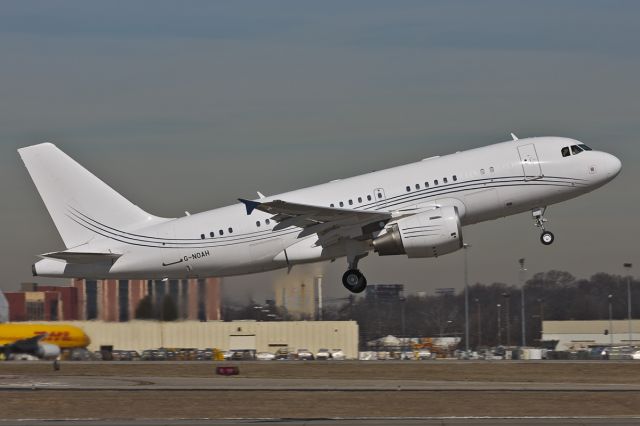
[1,1,638,302]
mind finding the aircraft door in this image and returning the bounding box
[373,188,387,209]
[517,144,543,180]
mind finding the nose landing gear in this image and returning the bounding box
[533,207,554,245]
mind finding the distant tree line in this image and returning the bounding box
[322,271,639,349]
[135,295,178,321]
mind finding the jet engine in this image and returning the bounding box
[37,343,61,360]
[372,206,463,258]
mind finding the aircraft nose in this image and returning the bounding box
[603,152,622,178]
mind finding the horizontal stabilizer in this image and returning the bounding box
[40,251,121,264]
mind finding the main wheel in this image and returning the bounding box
[540,231,555,245]
[342,269,367,293]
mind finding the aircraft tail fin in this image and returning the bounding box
[18,142,159,249]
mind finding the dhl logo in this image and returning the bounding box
[34,331,73,341]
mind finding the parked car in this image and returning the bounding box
[417,349,431,360]
[256,351,275,361]
[274,348,291,360]
[316,348,331,360]
[231,350,255,361]
[297,349,314,360]
[330,349,345,360]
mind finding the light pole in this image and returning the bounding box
[519,258,527,347]
[624,263,633,345]
[497,303,502,345]
[464,244,471,353]
[400,296,406,337]
[537,298,544,341]
[608,294,614,347]
[475,298,482,348]
[502,292,511,346]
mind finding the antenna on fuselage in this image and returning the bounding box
[510,133,519,141]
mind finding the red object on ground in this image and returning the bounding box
[216,366,239,376]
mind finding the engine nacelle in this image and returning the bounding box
[37,343,61,360]
[373,206,463,258]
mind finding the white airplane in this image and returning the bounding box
[19,136,621,293]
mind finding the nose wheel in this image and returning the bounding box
[533,207,555,246]
[540,231,554,245]
[342,269,367,293]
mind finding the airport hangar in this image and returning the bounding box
[61,320,359,357]
[543,320,640,350]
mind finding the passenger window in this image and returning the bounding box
[571,145,583,155]
[434,179,439,185]
[480,169,485,175]
[489,167,494,173]
[453,175,457,181]
[200,234,205,240]
[424,182,429,188]
[348,199,353,205]
[415,184,420,189]
[228,227,233,234]
[443,177,448,183]
[210,232,215,237]
[256,221,261,227]
[265,219,271,225]
[406,186,411,192]
[377,193,382,199]
[219,230,224,236]
[330,203,334,207]
[367,195,372,201]
[561,147,571,157]
[358,197,362,203]
[339,201,344,207]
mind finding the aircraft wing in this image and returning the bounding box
[238,198,391,244]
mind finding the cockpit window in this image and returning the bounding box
[571,145,583,155]
[579,144,592,151]
[561,147,570,157]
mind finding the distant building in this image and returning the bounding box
[274,278,317,319]
[543,320,640,350]
[72,277,221,322]
[65,320,359,359]
[0,290,7,323]
[4,278,221,322]
[4,286,67,321]
[365,284,404,301]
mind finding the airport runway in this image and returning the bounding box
[3,417,640,425]
[3,374,640,392]
[2,361,640,424]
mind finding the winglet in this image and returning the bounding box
[238,198,260,215]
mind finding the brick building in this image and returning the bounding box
[4,278,221,322]
[72,278,221,322]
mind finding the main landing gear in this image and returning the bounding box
[342,250,368,293]
[533,207,555,246]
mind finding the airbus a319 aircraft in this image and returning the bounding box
[19,136,621,293]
